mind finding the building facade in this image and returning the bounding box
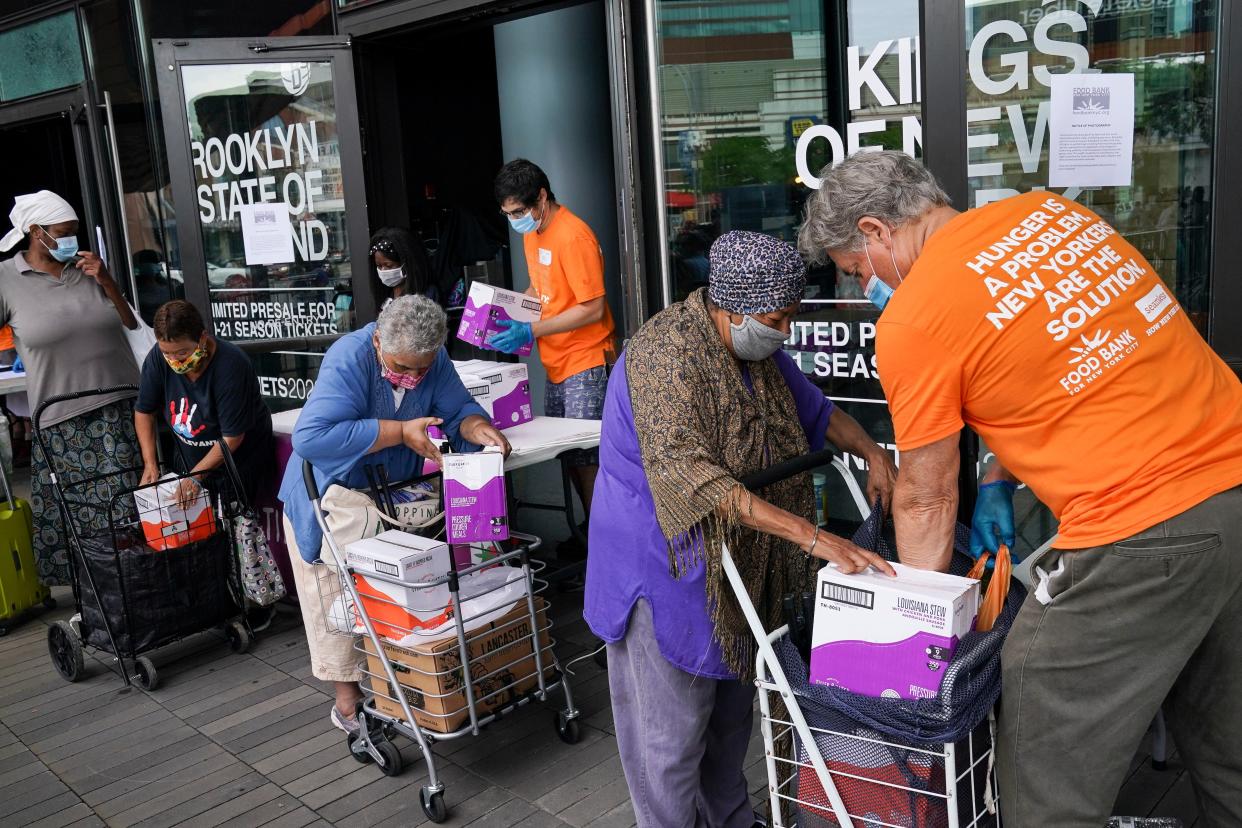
[0,0,1237,550]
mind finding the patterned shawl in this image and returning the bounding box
[625,288,817,678]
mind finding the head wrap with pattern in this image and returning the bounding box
[707,231,807,314]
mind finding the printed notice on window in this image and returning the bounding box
[238,201,295,266]
[1049,73,1135,188]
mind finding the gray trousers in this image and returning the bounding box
[998,485,1242,827]
[608,599,756,828]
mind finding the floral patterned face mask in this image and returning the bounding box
[165,340,208,375]
[377,343,425,390]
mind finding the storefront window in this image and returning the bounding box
[0,12,85,103]
[654,0,829,302]
[180,61,353,411]
[964,0,1218,549]
[966,0,1217,327]
[653,1,920,521]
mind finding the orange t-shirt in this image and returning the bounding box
[0,325,12,352]
[523,206,616,384]
[877,191,1242,549]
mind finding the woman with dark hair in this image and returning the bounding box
[135,300,274,504]
[369,226,435,308]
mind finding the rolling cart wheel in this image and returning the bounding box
[556,713,582,745]
[226,621,252,654]
[48,622,83,682]
[373,739,403,777]
[135,657,159,691]
[346,730,373,764]
[420,787,448,823]
[42,596,57,610]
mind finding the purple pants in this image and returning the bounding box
[608,598,756,828]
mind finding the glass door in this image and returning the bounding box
[153,37,371,411]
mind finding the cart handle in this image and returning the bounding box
[739,449,872,522]
[32,384,139,436]
[739,448,837,492]
[302,458,321,501]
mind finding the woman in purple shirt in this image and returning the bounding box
[585,232,896,828]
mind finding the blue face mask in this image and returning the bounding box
[864,274,894,310]
[862,237,902,311]
[508,207,540,235]
[39,227,78,263]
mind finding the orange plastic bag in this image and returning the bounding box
[967,544,1012,633]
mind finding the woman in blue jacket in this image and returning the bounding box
[278,294,509,734]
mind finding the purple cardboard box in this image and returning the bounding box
[453,360,533,431]
[455,283,543,357]
[442,449,509,544]
[810,562,979,700]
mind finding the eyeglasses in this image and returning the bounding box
[500,205,535,219]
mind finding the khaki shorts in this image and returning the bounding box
[284,516,363,683]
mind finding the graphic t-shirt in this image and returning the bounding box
[136,338,274,495]
[877,191,1242,549]
[523,206,617,383]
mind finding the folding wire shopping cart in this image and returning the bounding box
[36,387,254,691]
[302,459,581,824]
[731,451,1001,828]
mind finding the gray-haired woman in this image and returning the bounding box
[277,294,510,733]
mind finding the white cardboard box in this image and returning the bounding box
[345,530,452,639]
[809,563,980,700]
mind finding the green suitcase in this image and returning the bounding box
[0,461,51,633]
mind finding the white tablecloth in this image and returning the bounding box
[270,408,600,472]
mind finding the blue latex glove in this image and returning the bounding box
[12,355,22,373]
[969,480,1017,561]
[488,319,533,354]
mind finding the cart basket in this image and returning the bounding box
[76,526,236,655]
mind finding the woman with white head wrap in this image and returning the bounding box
[0,190,142,585]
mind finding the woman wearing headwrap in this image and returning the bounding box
[0,191,141,585]
[369,227,434,309]
[584,231,898,827]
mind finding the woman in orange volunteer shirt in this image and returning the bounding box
[798,150,1242,828]
[490,159,616,524]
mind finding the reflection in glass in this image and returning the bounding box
[965,0,1216,326]
[180,61,351,411]
[655,0,829,302]
[651,1,920,528]
[0,13,85,104]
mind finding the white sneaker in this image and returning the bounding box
[331,704,361,734]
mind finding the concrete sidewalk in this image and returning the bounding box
[0,585,1200,827]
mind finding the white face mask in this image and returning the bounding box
[377,266,404,287]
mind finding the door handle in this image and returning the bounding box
[100,91,137,303]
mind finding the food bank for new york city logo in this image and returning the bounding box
[1060,328,1138,395]
[1073,87,1110,114]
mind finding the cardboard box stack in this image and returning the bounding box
[363,597,554,732]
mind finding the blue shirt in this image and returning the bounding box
[277,324,488,561]
[583,350,834,679]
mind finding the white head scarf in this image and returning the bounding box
[0,191,79,253]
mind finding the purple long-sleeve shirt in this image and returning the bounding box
[584,350,834,679]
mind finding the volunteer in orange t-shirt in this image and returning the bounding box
[800,151,1242,827]
[491,159,617,518]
